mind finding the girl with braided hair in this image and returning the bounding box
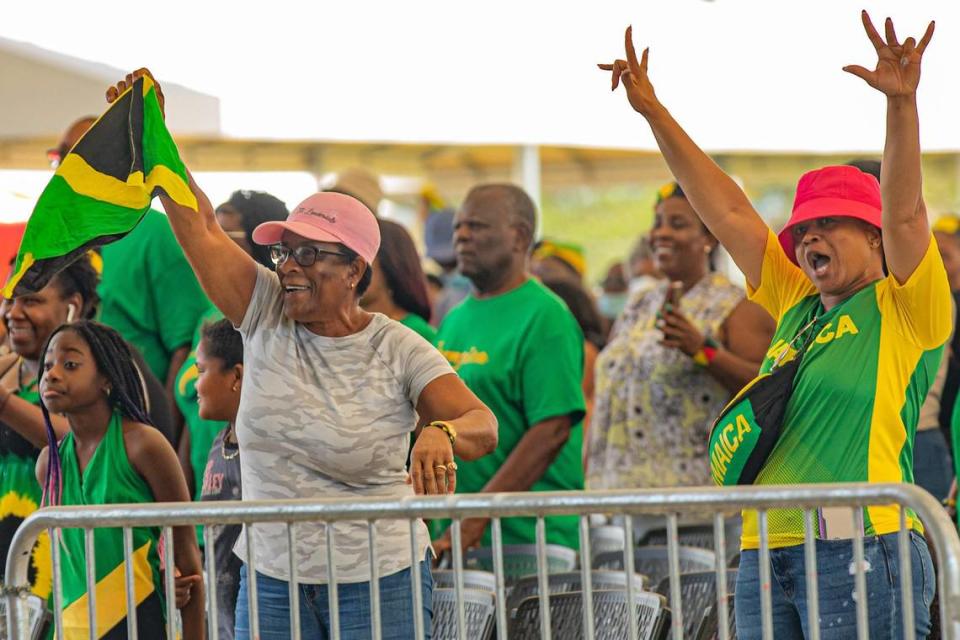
[35,320,205,639]
[0,256,176,605]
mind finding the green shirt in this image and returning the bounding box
[98,209,212,381]
[57,412,166,638]
[436,279,586,549]
[0,355,50,600]
[174,307,227,500]
[399,313,437,344]
[740,230,952,549]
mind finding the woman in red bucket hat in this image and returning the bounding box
[601,11,947,639]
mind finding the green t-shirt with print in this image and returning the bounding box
[98,209,213,381]
[399,313,437,344]
[435,278,585,550]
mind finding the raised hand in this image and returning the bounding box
[597,26,661,116]
[106,67,166,118]
[843,11,934,97]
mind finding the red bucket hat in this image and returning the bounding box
[778,165,882,265]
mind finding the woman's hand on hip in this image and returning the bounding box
[843,11,934,98]
[597,26,662,117]
[408,427,457,495]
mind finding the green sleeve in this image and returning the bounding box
[146,213,213,357]
[519,305,586,428]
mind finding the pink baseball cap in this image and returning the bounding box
[778,165,882,265]
[251,192,380,264]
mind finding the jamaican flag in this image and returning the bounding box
[2,75,196,298]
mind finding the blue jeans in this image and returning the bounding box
[235,558,434,639]
[735,531,935,639]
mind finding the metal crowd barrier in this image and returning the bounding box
[4,483,959,640]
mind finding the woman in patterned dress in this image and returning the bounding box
[585,183,774,490]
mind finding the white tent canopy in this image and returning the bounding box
[0,37,220,137]
[2,0,958,152]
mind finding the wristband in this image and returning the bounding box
[692,336,720,368]
[425,421,457,446]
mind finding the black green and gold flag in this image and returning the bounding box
[2,75,196,298]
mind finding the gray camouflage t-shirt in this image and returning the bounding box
[234,264,454,583]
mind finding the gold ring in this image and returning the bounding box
[434,465,448,473]
[446,462,458,472]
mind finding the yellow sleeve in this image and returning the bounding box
[876,235,953,349]
[746,228,817,321]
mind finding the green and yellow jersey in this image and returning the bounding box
[741,229,952,550]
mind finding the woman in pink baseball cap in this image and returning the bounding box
[104,72,498,639]
[601,11,948,639]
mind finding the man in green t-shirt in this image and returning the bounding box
[434,184,586,552]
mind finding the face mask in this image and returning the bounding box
[598,292,628,319]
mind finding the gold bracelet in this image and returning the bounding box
[425,421,457,446]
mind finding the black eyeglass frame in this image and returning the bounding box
[268,243,349,268]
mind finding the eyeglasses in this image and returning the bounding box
[269,244,348,268]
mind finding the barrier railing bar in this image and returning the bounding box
[326,522,340,640]
[122,527,138,640]
[244,525,259,640]
[667,513,683,640]
[897,508,914,640]
[578,515,595,640]
[852,508,869,640]
[622,514,639,640]
[162,527,175,640]
[713,513,729,640]
[450,519,466,640]
[491,517,508,640]
[51,528,64,640]
[288,522,301,640]
[5,484,960,640]
[408,519,424,640]
[758,510,773,640]
[367,521,381,640]
[536,516,551,640]
[203,524,218,640]
[85,528,96,640]
[804,510,820,640]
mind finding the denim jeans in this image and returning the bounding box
[235,557,434,639]
[735,531,935,639]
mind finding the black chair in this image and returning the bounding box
[655,570,738,640]
[639,522,742,562]
[465,544,577,584]
[592,545,717,585]
[505,570,647,616]
[694,597,738,640]
[431,569,497,593]
[508,590,671,640]
[431,588,496,640]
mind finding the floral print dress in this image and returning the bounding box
[586,273,745,490]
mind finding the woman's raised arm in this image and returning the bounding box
[599,28,770,289]
[843,12,935,283]
[106,69,257,326]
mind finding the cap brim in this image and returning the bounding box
[251,220,344,247]
[778,198,882,265]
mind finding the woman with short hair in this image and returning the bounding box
[107,70,498,640]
